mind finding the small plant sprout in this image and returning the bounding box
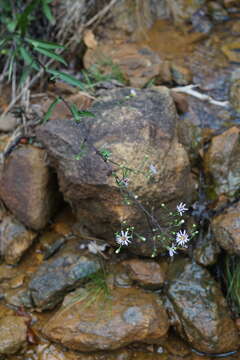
[176,202,188,216]
[99,148,112,162]
[176,230,190,246]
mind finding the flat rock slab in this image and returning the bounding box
[165,258,239,354]
[42,286,169,351]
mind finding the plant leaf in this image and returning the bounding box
[42,1,55,24]
[19,66,32,86]
[47,69,86,90]
[34,47,67,65]
[16,0,41,36]
[19,46,40,70]
[26,38,64,50]
[42,96,62,123]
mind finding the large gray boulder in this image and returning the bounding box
[37,87,196,256]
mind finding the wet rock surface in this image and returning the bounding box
[121,258,167,288]
[84,43,162,88]
[0,315,27,355]
[193,234,221,266]
[0,209,37,265]
[0,145,61,230]
[212,201,240,255]
[43,286,169,351]
[165,258,239,353]
[204,127,240,197]
[29,241,101,310]
[37,87,195,256]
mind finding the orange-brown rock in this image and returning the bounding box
[204,127,240,197]
[43,287,169,351]
[84,43,162,88]
[212,201,240,255]
[0,213,37,264]
[0,315,27,355]
[37,87,196,257]
[0,145,61,230]
[122,259,167,288]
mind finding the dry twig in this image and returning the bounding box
[172,84,229,108]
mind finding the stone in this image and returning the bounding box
[230,79,240,113]
[42,286,169,351]
[0,316,27,355]
[170,63,192,86]
[121,258,167,288]
[42,92,94,121]
[84,44,162,88]
[29,241,101,310]
[222,41,240,63]
[193,234,221,266]
[207,2,229,23]
[204,127,240,197]
[0,113,18,132]
[167,0,206,25]
[212,201,240,255]
[0,213,37,265]
[165,258,239,354]
[36,87,195,257]
[0,145,61,230]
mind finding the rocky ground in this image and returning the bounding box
[0,0,240,359]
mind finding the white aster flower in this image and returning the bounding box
[149,164,157,175]
[130,89,137,97]
[115,230,132,246]
[167,244,177,257]
[176,202,188,216]
[176,230,190,246]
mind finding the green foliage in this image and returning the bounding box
[59,269,111,317]
[225,255,240,315]
[82,60,126,88]
[0,0,59,85]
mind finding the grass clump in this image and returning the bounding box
[225,255,240,316]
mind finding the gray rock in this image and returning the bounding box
[165,258,239,353]
[37,87,195,257]
[0,113,18,132]
[29,242,101,310]
[193,232,221,266]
